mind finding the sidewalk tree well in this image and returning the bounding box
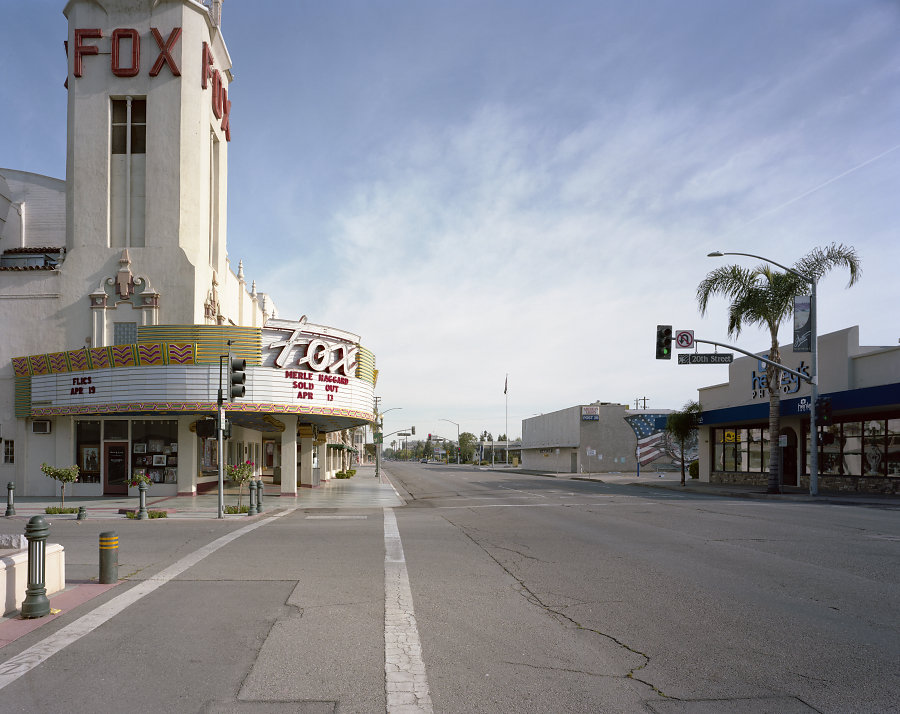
[697,243,860,493]
[226,460,255,509]
[40,463,79,508]
[665,401,702,486]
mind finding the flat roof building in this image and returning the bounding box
[697,326,899,493]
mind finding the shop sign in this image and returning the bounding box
[582,406,600,421]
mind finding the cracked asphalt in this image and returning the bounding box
[388,462,899,712]
[0,463,896,712]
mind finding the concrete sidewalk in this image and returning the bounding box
[490,466,900,507]
[1,464,403,521]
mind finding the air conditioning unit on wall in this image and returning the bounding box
[32,420,52,434]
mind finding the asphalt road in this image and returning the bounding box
[0,463,897,713]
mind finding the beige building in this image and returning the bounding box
[0,0,375,498]
[521,403,675,474]
[697,326,900,493]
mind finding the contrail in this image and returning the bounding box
[723,142,900,237]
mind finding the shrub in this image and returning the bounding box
[689,460,699,479]
[224,504,248,514]
[45,506,79,514]
[126,509,168,519]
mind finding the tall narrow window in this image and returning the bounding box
[3,440,13,464]
[209,131,220,266]
[110,97,146,247]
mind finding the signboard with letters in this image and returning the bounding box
[678,353,734,365]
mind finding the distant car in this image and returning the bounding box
[421,459,428,463]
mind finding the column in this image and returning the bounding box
[316,438,327,486]
[177,417,199,495]
[299,436,314,487]
[280,415,298,496]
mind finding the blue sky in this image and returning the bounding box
[2,1,899,442]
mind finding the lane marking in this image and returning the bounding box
[0,509,294,691]
[306,515,368,520]
[384,508,433,712]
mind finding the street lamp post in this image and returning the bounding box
[708,251,819,496]
[375,406,402,481]
[440,418,460,464]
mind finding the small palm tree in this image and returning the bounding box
[697,243,860,493]
[665,401,702,486]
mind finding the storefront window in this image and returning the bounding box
[132,420,178,484]
[76,421,101,483]
[863,420,887,476]
[747,429,764,472]
[104,420,128,440]
[818,424,842,475]
[842,422,863,476]
[888,419,900,477]
[723,429,738,471]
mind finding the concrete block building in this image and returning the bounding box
[521,403,675,474]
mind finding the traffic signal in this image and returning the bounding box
[196,418,217,439]
[427,433,432,441]
[411,426,416,435]
[655,325,672,359]
[230,357,246,400]
[815,396,833,425]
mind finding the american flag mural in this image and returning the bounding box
[624,413,670,466]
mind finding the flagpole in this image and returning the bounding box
[505,373,509,465]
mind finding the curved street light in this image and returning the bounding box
[708,251,819,496]
[440,418,460,465]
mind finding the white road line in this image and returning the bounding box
[384,508,433,713]
[0,509,294,691]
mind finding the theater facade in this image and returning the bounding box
[0,0,376,497]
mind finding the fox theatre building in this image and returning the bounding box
[13,319,376,497]
[0,1,376,497]
[696,326,900,494]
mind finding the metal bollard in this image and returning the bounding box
[99,531,118,584]
[5,481,15,517]
[21,515,50,618]
[256,478,264,513]
[248,480,258,516]
[77,506,87,520]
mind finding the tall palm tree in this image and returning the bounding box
[696,244,861,493]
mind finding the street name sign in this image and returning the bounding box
[678,353,733,365]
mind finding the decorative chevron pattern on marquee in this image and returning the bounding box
[13,343,198,377]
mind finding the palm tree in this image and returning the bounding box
[697,244,860,493]
[665,400,702,486]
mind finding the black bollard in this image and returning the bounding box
[248,480,258,516]
[21,515,50,618]
[5,481,15,517]
[99,531,118,584]
[256,478,264,513]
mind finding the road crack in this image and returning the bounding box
[447,517,676,701]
